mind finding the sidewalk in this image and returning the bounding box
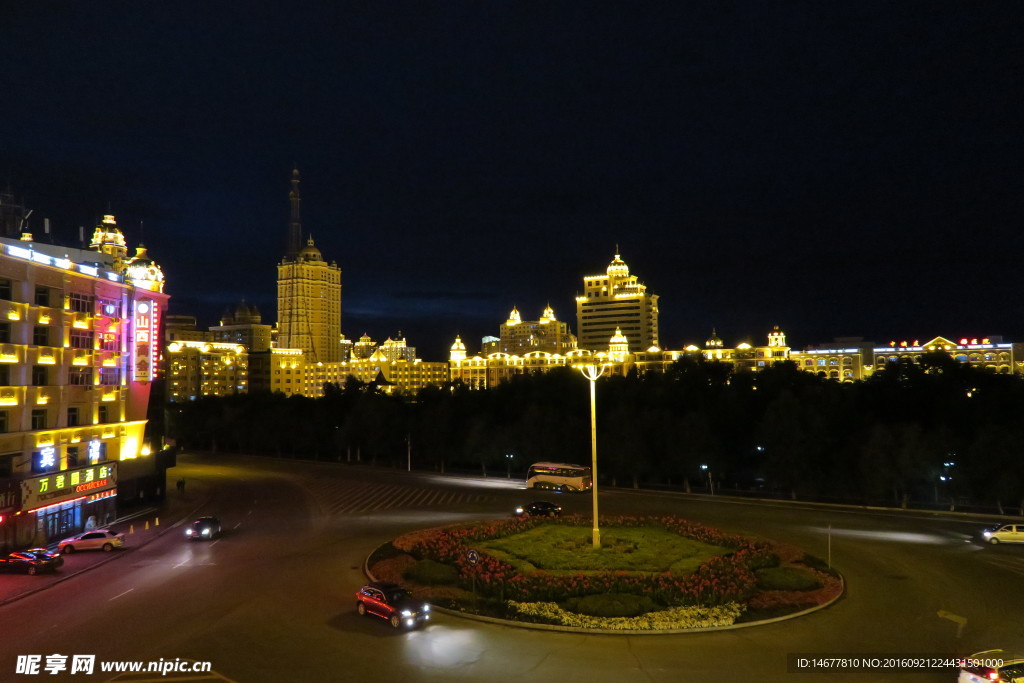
[0,471,212,607]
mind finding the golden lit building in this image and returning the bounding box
[576,252,659,352]
[276,169,342,363]
[0,213,169,548]
[683,326,792,372]
[481,306,577,356]
[165,341,248,401]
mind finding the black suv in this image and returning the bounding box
[356,582,431,629]
[185,516,222,540]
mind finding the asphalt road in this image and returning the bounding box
[2,453,1022,682]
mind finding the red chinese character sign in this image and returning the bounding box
[132,299,159,382]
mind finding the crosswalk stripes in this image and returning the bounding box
[299,476,496,515]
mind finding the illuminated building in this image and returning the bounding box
[211,301,271,352]
[166,341,247,401]
[682,326,792,372]
[0,212,169,549]
[481,306,578,356]
[576,252,659,352]
[276,169,342,363]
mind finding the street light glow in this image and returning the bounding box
[578,363,609,549]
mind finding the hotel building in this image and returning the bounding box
[576,252,659,352]
[0,213,170,549]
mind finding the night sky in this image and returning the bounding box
[2,2,1021,360]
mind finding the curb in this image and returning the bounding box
[363,543,846,635]
[0,494,211,608]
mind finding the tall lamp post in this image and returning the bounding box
[578,363,609,549]
[505,453,514,479]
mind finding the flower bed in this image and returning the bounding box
[379,515,841,630]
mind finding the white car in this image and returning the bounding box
[57,529,125,553]
[982,524,1024,544]
[958,650,1024,683]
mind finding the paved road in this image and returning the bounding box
[2,452,1022,682]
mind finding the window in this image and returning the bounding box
[69,367,92,386]
[68,293,94,313]
[0,322,10,343]
[0,278,11,300]
[0,453,12,477]
[31,365,48,386]
[35,286,51,307]
[67,407,80,427]
[31,408,47,430]
[33,325,49,346]
[99,368,121,386]
[100,332,119,352]
[98,405,109,424]
[98,299,120,318]
[66,445,79,468]
[0,410,6,433]
[0,365,9,386]
[70,330,94,349]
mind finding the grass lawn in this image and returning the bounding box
[477,524,733,574]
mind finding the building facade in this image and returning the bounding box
[576,252,659,352]
[481,306,578,356]
[275,170,342,363]
[0,214,169,549]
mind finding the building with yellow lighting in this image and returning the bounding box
[165,341,248,401]
[576,252,659,352]
[276,169,342,363]
[481,306,577,356]
[0,213,169,549]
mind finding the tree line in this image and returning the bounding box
[166,354,1024,514]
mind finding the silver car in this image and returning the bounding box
[57,529,125,553]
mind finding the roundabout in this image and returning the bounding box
[365,514,845,634]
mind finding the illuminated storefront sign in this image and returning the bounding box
[32,446,59,474]
[20,462,118,511]
[133,299,159,382]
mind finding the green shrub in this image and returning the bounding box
[560,593,659,618]
[404,559,459,585]
[799,554,840,577]
[755,566,822,591]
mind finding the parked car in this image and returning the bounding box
[514,501,563,518]
[958,649,1024,682]
[0,549,63,575]
[982,524,1024,544]
[185,516,222,540]
[355,582,430,629]
[57,529,125,553]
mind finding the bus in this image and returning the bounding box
[526,462,593,492]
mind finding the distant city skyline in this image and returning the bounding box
[3,3,1021,359]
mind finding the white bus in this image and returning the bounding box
[526,462,593,492]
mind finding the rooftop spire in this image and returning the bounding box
[286,168,302,259]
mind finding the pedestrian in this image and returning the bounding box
[177,477,186,495]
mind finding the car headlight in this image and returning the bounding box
[202,528,211,536]
[515,507,524,514]
[401,610,412,617]
[983,531,992,537]
[423,604,430,612]
[185,529,193,536]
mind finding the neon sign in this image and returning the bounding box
[132,299,158,382]
[21,463,117,511]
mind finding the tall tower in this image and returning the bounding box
[575,251,659,352]
[276,170,342,362]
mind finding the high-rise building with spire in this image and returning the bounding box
[575,251,659,352]
[275,169,342,363]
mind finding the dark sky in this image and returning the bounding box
[2,2,1021,360]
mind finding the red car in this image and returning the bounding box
[355,582,430,629]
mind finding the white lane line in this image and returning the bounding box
[173,559,189,569]
[109,588,134,601]
[233,522,241,529]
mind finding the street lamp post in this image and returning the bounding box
[701,464,713,495]
[578,363,609,549]
[505,453,514,479]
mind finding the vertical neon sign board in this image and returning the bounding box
[133,300,158,382]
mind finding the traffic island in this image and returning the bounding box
[366,515,844,633]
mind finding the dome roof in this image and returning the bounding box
[298,236,322,261]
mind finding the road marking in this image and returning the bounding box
[109,588,134,601]
[173,559,189,569]
[938,609,967,638]
[233,522,241,529]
